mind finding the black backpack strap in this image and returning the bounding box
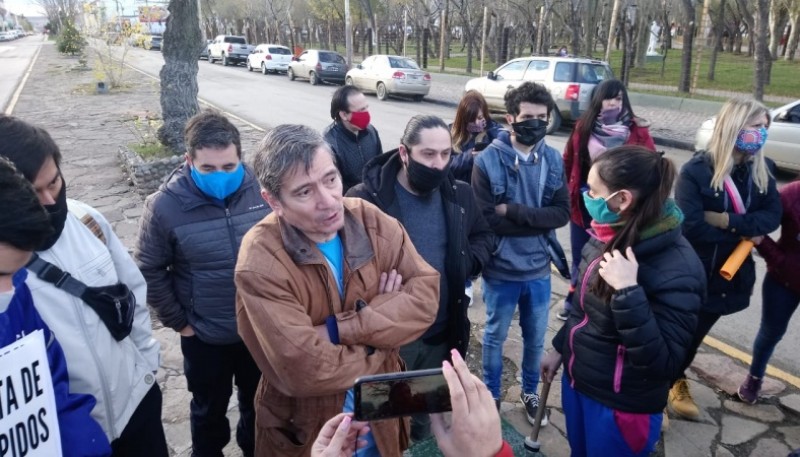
[26,254,88,298]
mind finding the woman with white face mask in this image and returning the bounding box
[670,97,782,422]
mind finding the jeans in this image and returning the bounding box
[181,336,261,457]
[750,274,800,378]
[482,276,550,398]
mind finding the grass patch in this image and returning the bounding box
[129,142,173,160]
[605,49,799,98]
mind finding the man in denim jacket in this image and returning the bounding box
[471,82,569,425]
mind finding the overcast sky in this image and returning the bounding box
[3,1,141,18]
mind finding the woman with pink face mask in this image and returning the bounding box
[449,90,502,183]
[670,97,782,422]
[561,79,655,322]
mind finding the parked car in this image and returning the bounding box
[208,35,255,66]
[198,39,213,60]
[695,99,800,172]
[287,50,348,85]
[345,55,431,101]
[0,31,13,41]
[143,34,162,51]
[464,55,614,134]
[246,44,292,74]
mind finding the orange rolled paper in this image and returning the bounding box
[720,240,755,281]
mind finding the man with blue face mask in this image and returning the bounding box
[135,110,271,457]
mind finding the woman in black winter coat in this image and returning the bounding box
[669,97,782,421]
[541,146,705,457]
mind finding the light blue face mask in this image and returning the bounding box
[190,162,245,200]
[582,189,622,224]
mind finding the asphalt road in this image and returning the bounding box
[0,34,41,113]
[9,40,800,384]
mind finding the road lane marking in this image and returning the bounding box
[4,43,41,115]
[703,335,800,389]
[123,60,265,133]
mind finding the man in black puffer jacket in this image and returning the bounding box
[135,111,270,457]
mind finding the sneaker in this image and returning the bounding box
[737,374,763,404]
[520,392,549,427]
[556,308,569,321]
[668,378,700,419]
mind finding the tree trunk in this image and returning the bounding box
[768,0,788,58]
[584,0,598,56]
[158,0,201,155]
[787,12,800,60]
[754,0,770,100]
[678,0,696,93]
[708,0,726,80]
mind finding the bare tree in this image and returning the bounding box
[158,0,201,154]
[753,0,771,100]
[678,0,696,92]
[786,0,800,60]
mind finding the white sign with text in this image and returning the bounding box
[0,330,62,457]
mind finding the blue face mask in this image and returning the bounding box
[734,127,768,154]
[582,190,621,224]
[190,162,245,200]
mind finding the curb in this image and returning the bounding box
[653,136,695,152]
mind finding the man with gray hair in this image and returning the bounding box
[235,124,439,457]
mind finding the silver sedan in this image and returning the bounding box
[345,55,431,102]
[695,99,800,172]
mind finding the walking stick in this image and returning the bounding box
[524,380,551,456]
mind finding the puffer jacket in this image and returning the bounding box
[346,149,494,354]
[563,118,656,227]
[3,270,111,457]
[135,163,269,345]
[675,152,782,315]
[323,121,383,193]
[235,198,439,457]
[552,222,706,414]
[26,200,161,441]
[755,181,800,295]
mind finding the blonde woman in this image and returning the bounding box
[670,98,782,420]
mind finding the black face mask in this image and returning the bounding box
[511,118,548,146]
[39,176,68,251]
[405,155,448,195]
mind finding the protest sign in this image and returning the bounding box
[0,330,62,457]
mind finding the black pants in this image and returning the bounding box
[111,383,169,457]
[674,309,722,384]
[181,336,261,457]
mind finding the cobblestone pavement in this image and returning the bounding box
[8,42,800,456]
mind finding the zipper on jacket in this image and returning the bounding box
[224,207,238,260]
[613,344,626,393]
[115,299,123,323]
[567,256,603,387]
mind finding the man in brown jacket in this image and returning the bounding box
[235,124,439,457]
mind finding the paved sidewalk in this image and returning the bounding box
[7,42,800,456]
